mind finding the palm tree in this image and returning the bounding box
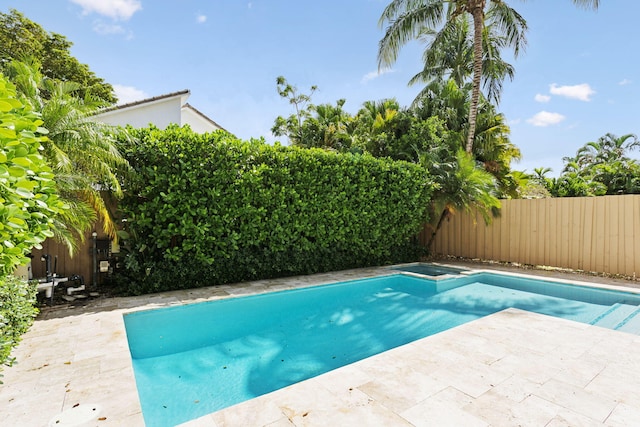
[580,133,638,165]
[413,78,520,196]
[413,78,469,133]
[309,100,353,151]
[472,100,521,197]
[5,60,130,253]
[410,13,516,105]
[562,133,640,195]
[378,0,599,153]
[357,99,401,129]
[422,148,501,252]
[353,99,407,157]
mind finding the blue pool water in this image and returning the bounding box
[124,273,640,427]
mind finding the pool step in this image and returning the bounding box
[615,307,640,334]
[589,303,639,329]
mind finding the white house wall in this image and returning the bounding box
[96,97,183,129]
[181,107,222,133]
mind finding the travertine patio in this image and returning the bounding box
[1,265,640,426]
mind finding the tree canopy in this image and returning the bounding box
[378,0,599,153]
[0,9,116,104]
[531,133,640,197]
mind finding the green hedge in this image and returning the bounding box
[116,126,433,294]
[0,275,38,378]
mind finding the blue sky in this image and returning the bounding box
[3,0,639,175]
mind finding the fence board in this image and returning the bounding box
[427,195,640,277]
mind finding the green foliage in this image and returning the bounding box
[115,126,433,294]
[378,0,597,152]
[0,9,115,103]
[531,133,640,197]
[410,13,517,104]
[271,76,318,145]
[0,73,65,275]
[413,79,521,198]
[271,78,451,164]
[378,0,529,152]
[422,149,501,251]
[6,60,130,252]
[0,274,38,375]
[352,99,446,162]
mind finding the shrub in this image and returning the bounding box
[0,275,38,379]
[116,126,433,294]
[0,74,64,276]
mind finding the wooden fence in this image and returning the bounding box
[419,195,640,277]
[25,193,118,285]
[28,228,115,286]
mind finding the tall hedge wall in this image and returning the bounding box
[116,126,433,294]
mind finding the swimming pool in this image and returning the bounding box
[124,271,640,427]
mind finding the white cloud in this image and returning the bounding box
[619,78,632,86]
[196,14,207,23]
[69,0,142,21]
[93,21,125,35]
[534,94,551,103]
[526,111,566,127]
[113,84,148,104]
[361,68,395,84]
[549,83,595,101]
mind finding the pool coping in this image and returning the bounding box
[2,264,640,426]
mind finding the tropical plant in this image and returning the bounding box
[0,73,64,274]
[410,13,516,105]
[352,99,409,158]
[413,78,520,196]
[471,99,521,197]
[557,133,640,196]
[413,79,470,139]
[569,133,639,167]
[421,148,501,252]
[5,60,130,252]
[379,0,598,153]
[299,99,355,151]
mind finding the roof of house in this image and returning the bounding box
[182,102,227,132]
[96,89,226,132]
[99,89,191,114]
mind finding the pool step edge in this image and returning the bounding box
[589,303,639,329]
[615,306,640,334]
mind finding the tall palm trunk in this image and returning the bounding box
[425,207,452,253]
[465,0,486,154]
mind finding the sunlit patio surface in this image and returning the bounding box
[2,265,640,426]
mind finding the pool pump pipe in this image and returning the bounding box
[92,231,97,288]
[41,254,51,280]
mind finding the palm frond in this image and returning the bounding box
[9,59,131,246]
[378,1,445,69]
[571,0,599,9]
